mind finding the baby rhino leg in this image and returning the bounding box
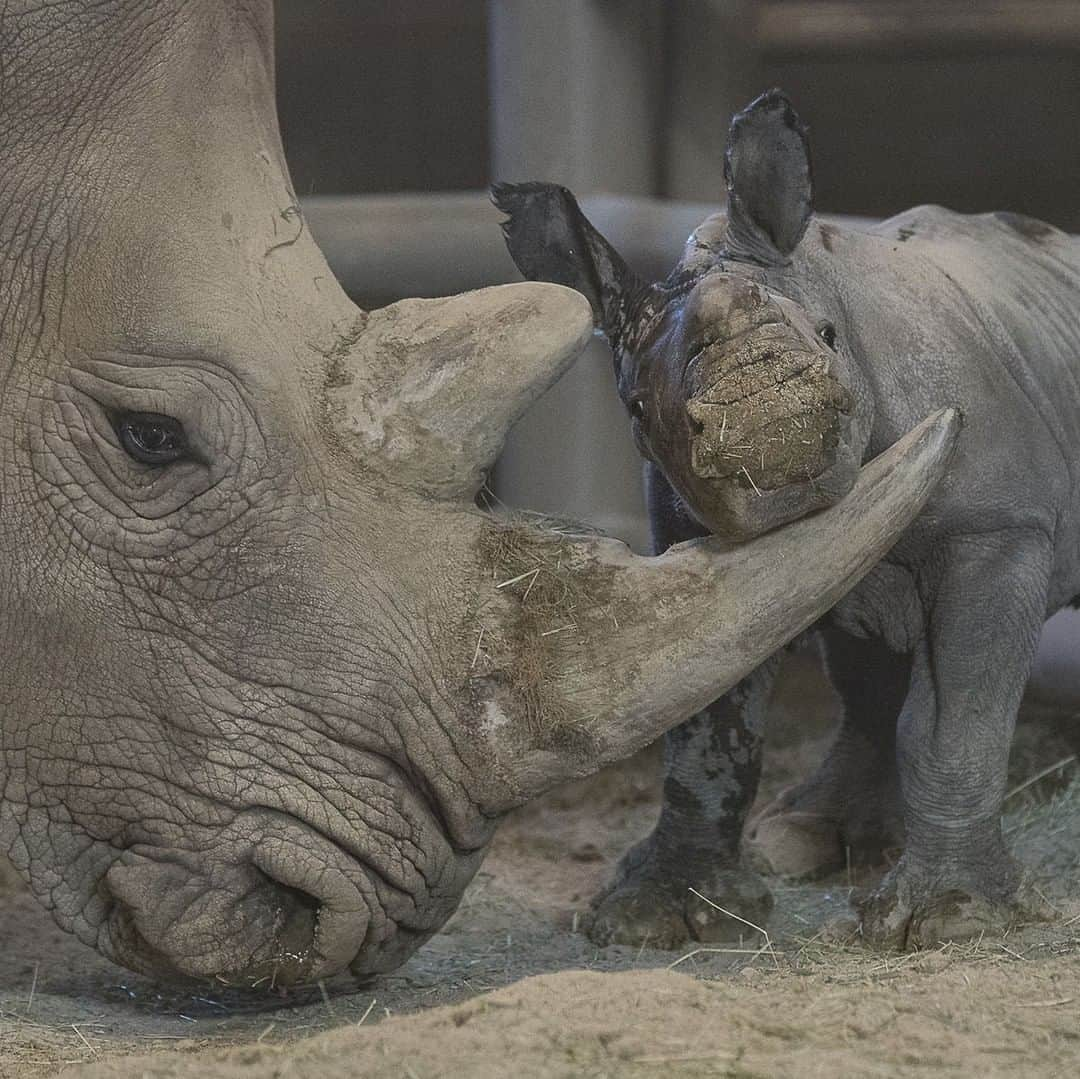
[858,530,1055,948]
[748,626,908,878]
[587,659,779,949]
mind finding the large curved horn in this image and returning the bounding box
[327,282,592,499]
[475,408,960,805]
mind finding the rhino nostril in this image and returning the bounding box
[252,864,321,931]
[257,867,320,914]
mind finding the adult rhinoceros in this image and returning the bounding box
[0,5,956,986]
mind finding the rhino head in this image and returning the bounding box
[0,10,956,988]
[495,90,873,543]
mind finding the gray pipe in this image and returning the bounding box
[303,191,720,309]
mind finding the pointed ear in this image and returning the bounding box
[723,89,814,264]
[491,182,642,346]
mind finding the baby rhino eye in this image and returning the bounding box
[115,412,188,466]
[627,390,649,422]
[816,320,838,350]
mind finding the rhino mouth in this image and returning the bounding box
[103,810,379,987]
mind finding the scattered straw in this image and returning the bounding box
[495,568,542,590]
[473,520,617,740]
[318,980,337,1018]
[71,1024,96,1054]
[668,946,783,971]
[740,466,763,497]
[470,628,485,669]
[356,998,377,1026]
[25,962,38,1015]
[688,887,781,970]
[1006,756,1077,802]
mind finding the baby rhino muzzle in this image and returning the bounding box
[680,275,860,536]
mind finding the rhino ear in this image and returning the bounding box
[723,89,814,265]
[492,182,642,347]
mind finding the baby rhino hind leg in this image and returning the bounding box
[747,626,909,879]
[586,660,779,949]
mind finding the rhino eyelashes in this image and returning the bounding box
[112,411,190,467]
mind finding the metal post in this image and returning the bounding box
[489,1,664,548]
[661,0,760,200]
[489,0,666,194]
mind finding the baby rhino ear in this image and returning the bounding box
[492,182,642,346]
[723,89,814,265]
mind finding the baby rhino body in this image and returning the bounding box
[496,90,1080,948]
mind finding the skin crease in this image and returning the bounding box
[496,89,1080,950]
[0,9,959,985]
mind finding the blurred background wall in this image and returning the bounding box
[275,1,490,195]
[277,0,1080,226]
[276,0,1080,699]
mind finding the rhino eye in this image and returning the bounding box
[627,387,649,422]
[115,412,189,465]
[816,321,837,350]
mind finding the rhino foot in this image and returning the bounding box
[852,852,1054,950]
[584,837,773,949]
[746,777,904,880]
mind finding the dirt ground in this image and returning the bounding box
[3,652,1080,1078]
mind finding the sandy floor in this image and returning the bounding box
[2,653,1079,1078]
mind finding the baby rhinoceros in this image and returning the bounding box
[494,88,1080,950]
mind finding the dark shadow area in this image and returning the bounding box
[275,0,489,196]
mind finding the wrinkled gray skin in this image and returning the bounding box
[0,11,959,987]
[496,89,1080,950]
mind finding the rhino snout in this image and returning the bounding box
[669,333,862,541]
[685,336,855,490]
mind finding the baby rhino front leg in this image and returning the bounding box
[859,529,1056,947]
[587,659,779,948]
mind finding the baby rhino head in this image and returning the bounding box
[494,89,871,542]
[634,268,860,540]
